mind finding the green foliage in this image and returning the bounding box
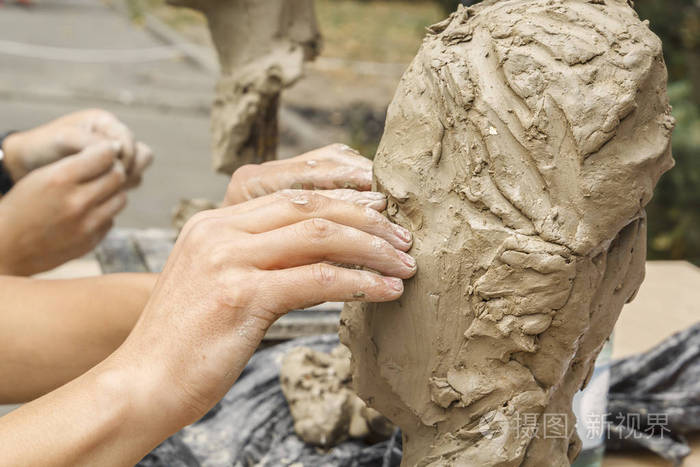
[637,0,700,264]
[647,82,700,264]
[124,0,146,23]
[635,0,700,87]
[436,0,479,14]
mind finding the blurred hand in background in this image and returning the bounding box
[2,108,153,188]
[0,142,131,276]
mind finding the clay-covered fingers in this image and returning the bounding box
[289,157,372,190]
[278,143,372,171]
[224,144,372,206]
[250,218,417,279]
[261,264,405,312]
[52,141,120,183]
[315,189,386,210]
[229,189,387,216]
[234,191,411,251]
[124,141,154,189]
[281,144,373,190]
[255,188,387,210]
[316,143,373,170]
[91,111,137,172]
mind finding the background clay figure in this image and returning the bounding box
[167,0,321,174]
[340,0,675,465]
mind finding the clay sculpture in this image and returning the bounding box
[339,1,675,465]
[167,0,321,174]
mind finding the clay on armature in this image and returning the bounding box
[340,1,675,465]
[280,345,394,448]
[167,0,321,174]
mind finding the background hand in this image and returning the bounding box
[223,143,373,206]
[0,141,128,275]
[2,109,153,188]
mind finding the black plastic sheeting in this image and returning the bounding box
[139,324,700,466]
[138,334,402,467]
[606,322,700,465]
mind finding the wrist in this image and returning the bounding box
[61,354,188,464]
[105,335,200,434]
[94,352,182,442]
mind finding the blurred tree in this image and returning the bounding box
[436,0,475,13]
[647,83,700,264]
[636,0,700,264]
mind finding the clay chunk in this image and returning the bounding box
[280,345,394,448]
[340,0,675,466]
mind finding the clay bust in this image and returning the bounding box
[167,0,320,174]
[340,0,674,465]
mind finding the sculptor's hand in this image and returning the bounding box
[2,109,153,188]
[223,144,372,206]
[0,142,128,276]
[116,189,416,430]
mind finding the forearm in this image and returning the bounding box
[0,355,178,467]
[0,273,157,403]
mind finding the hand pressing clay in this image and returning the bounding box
[339,1,675,465]
[280,345,394,448]
[167,0,321,174]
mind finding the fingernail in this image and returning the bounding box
[398,251,416,269]
[384,277,404,292]
[363,199,387,211]
[365,191,385,200]
[394,224,412,243]
[111,141,122,154]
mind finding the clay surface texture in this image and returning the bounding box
[340,1,674,465]
[168,0,320,174]
[280,345,394,448]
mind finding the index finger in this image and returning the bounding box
[227,190,411,251]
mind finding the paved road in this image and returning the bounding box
[0,0,229,228]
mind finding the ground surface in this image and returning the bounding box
[0,0,223,228]
[0,0,428,228]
